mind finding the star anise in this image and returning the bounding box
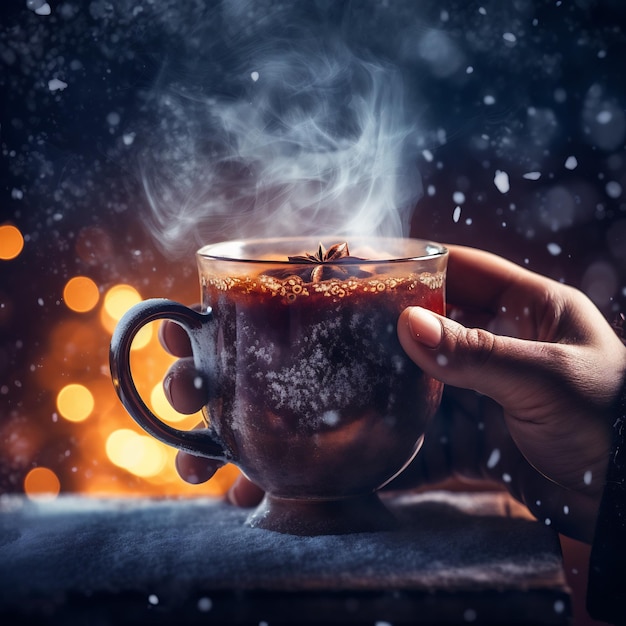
[288,241,350,264]
[266,242,371,283]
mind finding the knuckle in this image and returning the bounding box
[459,326,497,368]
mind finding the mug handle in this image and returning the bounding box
[109,298,230,461]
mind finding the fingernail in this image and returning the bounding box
[408,306,443,348]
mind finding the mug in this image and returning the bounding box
[110,236,448,534]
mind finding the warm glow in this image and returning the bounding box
[100,284,152,348]
[57,383,95,422]
[104,284,142,319]
[0,224,24,260]
[106,429,167,477]
[24,467,61,500]
[63,276,100,312]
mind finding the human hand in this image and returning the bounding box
[396,244,626,542]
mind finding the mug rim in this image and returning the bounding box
[196,236,448,265]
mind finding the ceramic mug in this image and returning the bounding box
[110,237,448,534]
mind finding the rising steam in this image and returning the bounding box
[141,36,423,257]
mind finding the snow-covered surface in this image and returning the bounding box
[0,490,565,611]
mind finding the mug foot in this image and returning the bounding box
[245,492,397,535]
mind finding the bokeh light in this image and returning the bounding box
[0,224,24,260]
[105,429,167,478]
[24,467,61,501]
[57,383,95,422]
[63,276,100,313]
[101,284,152,348]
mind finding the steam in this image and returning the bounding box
[141,36,423,257]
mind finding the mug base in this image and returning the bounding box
[245,492,398,536]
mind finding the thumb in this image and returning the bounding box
[397,306,553,408]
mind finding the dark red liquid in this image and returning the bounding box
[200,269,444,498]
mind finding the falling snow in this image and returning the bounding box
[48,78,68,92]
[606,181,622,198]
[486,448,500,469]
[453,206,461,223]
[107,112,121,127]
[197,597,213,612]
[547,243,562,256]
[494,170,510,194]
[436,354,449,367]
[28,1,51,16]
[564,156,578,170]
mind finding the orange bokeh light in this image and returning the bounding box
[103,284,142,321]
[63,276,100,312]
[100,284,152,349]
[0,224,24,260]
[24,467,61,500]
[25,272,240,498]
[105,428,167,478]
[57,383,95,422]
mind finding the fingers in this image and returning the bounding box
[176,444,265,507]
[175,450,265,506]
[175,450,223,484]
[159,318,193,357]
[176,445,265,507]
[163,357,208,414]
[158,303,265,508]
[226,475,265,508]
[159,307,238,493]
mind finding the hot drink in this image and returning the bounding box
[110,237,448,534]
[200,261,444,499]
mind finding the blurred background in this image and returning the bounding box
[1,0,625,500]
